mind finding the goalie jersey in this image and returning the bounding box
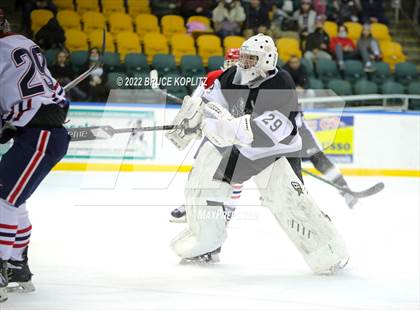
[202,66,302,161]
[0,33,67,128]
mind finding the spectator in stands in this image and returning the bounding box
[22,0,57,34]
[293,0,317,47]
[330,24,357,70]
[212,0,246,38]
[34,17,65,50]
[50,51,87,101]
[282,55,309,89]
[180,0,213,18]
[151,0,181,17]
[361,0,388,25]
[304,15,332,62]
[312,0,329,15]
[80,47,109,103]
[329,0,361,23]
[243,0,271,38]
[270,1,299,40]
[357,24,382,72]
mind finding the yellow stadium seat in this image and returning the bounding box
[82,11,106,35]
[197,34,223,66]
[171,34,196,64]
[109,13,134,35]
[143,33,169,62]
[116,31,141,61]
[127,0,151,17]
[371,23,391,42]
[323,21,337,39]
[223,36,245,53]
[54,0,74,10]
[380,41,406,70]
[344,22,362,43]
[31,9,54,33]
[76,0,98,14]
[57,10,81,31]
[102,0,125,18]
[65,29,88,52]
[187,16,211,27]
[89,30,115,52]
[161,15,186,40]
[276,38,302,62]
[135,14,160,41]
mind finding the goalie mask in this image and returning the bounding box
[234,33,278,85]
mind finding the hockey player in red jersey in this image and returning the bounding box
[0,10,70,302]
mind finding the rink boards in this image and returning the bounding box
[1,102,419,177]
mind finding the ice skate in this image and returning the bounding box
[7,249,35,293]
[170,205,186,223]
[180,247,221,264]
[0,260,8,303]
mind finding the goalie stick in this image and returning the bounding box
[302,168,385,198]
[63,29,106,92]
[149,69,184,104]
[68,124,179,141]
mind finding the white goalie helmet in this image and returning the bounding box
[236,33,278,85]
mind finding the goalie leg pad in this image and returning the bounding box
[171,142,232,258]
[254,157,349,274]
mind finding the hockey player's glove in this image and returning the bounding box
[0,122,17,144]
[165,96,204,150]
[202,101,253,148]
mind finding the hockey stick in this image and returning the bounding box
[302,168,385,198]
[149,69,184,104]
[68,124,179,141]
[63,29,106,92]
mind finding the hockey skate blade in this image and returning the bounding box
[0,287,7,302]
[179,254,220,265]
[7,281,35,293]
[169,216,187,223]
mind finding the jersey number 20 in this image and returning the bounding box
[12,46,54,99]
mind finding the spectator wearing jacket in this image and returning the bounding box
[243,0,271,38]
[330,24,357,70]
[283,55,309,90]
[357,24,382,72]
[304,15,332,62]
[212,0,246,38]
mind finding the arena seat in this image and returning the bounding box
[394,62,418,85]
[276,38,302,62]
[328,79,353,95]
[76,0,98,15]
[180,55,206,76]
[171,34,196,65]
[143,33,169,62]
[31,9,54,33]
[208,56,224,71]
[102,0,125,18]
[88,30,115,52]
[371,61,392,84]
[109,13,134,35]
[57,10,81,31]
[343,60,365,83]
[300,58,314,77]
[380,41,406,70]
[344,22,362,43]
[82,11,106,35]
[116,32,141,61]
[103,52,122,72]
[124,53,149,73]
[371,23,391,42]
[323,21,338,38]
[187,16,211,27]
[315,59,340,83]
[309,78,324,89]
[107,72,128,89]
[65,29,89,52]
[69,51,89,73]
[381,80,405,94]
[54,0,74,11]
[44,49,60,67]
[135,14,160,41]
[127,0,151,17]
[223,36,245,53]
[407,81,420,110]
[161,15,186,40]
[197,35,223,66]
[152,54,177,74]
[354,80,379,95]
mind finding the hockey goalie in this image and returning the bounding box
[166,34,349,275]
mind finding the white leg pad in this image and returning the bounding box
[254,157,349,274]
[171,142,232,258]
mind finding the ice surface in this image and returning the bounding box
[3,171,419,310]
